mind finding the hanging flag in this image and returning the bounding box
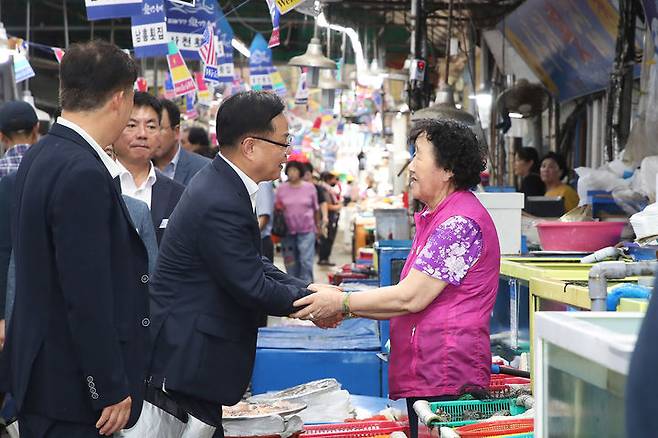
[13,53,35,83]
[163,72,175,99]
[274,0,305,15]
[166,41,196,96]
[295,71,309,106]
[248,34,273,91]
[85,0,143,21]
[265,0,280,48]
[166,0,217,59]
[194,72,211,103]
[198,25,220,83]
[52,47,65,63]
[269,66,287,97]
[214,6,235,84]
[185,93,198,119]
[135,77,149,92]
[131,0,168,58]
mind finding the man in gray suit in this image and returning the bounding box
[153,99,210,186]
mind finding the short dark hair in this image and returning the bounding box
[160,98,180,128]
[59,40,137,112]
[133,92,162,122]
[541,151,568,179]
[409,119,485,190]
[216,91,285,148]
[188,126,210,147]
[285,161,306,177]
[321,171,336,182]
[516,147,541,173]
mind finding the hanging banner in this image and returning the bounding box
[135,77,149,92]
[214,5,235,84]
[198,25,219,83]
[274,0,305,15]
[270,66,287,97]
[166,41,196,96]
[163,72,176,99]
[248,34,273,91]
[52,47,65,63]
[265,0,280,48]
[165,0,217,59]
[14,53,35,84]
[185,92,198,119]
[294,71,309,105]
[131,0,168,58]
[194,72,212,103]
[85,0,143,21]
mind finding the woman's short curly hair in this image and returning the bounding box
[409,119,485,190]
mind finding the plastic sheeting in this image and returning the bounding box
[257,318,381,351]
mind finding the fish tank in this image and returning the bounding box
[534,312,644,437]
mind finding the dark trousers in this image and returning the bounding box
[18,413,102,438]
[318,214,339,261]
[261,235,274,262]
[406,395,458,438]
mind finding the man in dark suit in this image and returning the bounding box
[153,98,210,186]
[5,41,150,437]
[112,92,185,244]
[146,91,339,436]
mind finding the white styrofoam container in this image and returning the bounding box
[475,192,525,255]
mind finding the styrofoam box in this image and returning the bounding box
[475,192,525,255]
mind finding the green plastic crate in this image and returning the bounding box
[428,398,527,428]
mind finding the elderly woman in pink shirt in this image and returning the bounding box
[292,119,501,437]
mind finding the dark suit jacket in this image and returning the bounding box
[0,172,14,319]
[173,147,210,186]
[151,170,185,245]
[123,195,159,274]
[148,156,310,406]
[6,123,150,426]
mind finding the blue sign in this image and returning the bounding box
[249,34,273,91]
[502,0,622,102]
[131,0,168,58]
[86,0,143,21]
[165,0,217,59]
[214,5,235,84]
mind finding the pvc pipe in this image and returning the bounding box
[588,261,657,311]
[580,246,622,264]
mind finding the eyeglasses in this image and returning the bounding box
[249,135,294,150]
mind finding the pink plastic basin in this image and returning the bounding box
[536,221,626,252]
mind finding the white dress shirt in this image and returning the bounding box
[217,151,259,211]
[116,160,157,209]
[56,117,121,178]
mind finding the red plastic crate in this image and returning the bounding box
[302,420,409,437]
[490,376,531,386]
[455,419,534,437]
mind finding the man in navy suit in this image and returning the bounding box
[152,98,210,186]
[112,92,185,244]
[146,91,338,436]
[5,41,150,437]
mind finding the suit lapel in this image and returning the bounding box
[150,177,166,228]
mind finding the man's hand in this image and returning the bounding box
[313,314,344,329]
[291,285,343,321]
[0,319,5,351]
[96,396,131,436]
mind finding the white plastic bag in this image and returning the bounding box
[117,401,186,438]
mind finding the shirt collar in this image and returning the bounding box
[217,151,259,208]
[171,144,182,167]
[115,159,157,189]
[2,144,30,158]
[56,116,121,179]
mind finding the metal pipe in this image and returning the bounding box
[62,0,69,48]
[25,0,31,92]
[588,261,657,311]
[443,0,453,84]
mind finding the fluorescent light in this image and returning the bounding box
[469,92,492,108]
[231,38,250,57]
[509,112,524,119]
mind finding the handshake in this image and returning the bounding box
[290,283,347,329]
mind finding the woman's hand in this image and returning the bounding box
[292,285,343,321]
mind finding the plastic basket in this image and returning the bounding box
[428,398,527,428]
[489,376,531,386]
[454,419,534,437]
[302,420,408,437]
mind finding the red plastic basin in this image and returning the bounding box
[536,221,626,252]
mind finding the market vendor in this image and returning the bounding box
[293,119,501,438]
[540,151,579,212]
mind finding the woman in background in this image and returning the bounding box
[514,147,545,197]
[540,151,579,211]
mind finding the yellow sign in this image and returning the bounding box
[275,0,305,14]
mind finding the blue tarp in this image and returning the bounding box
[257,318,381,351]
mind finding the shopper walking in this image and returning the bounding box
[292,120,501,438]
[5,41,150,438]
[276,160,320,282]
[318,171,342,266]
